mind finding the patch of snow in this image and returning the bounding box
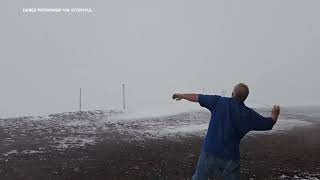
[21,150,44,154]
[273,119,312,131]
[55,136,96,150]
[112,102,202,120]
[159,124,208,135]
[3,150,18,156]
[251,118,312,135]
[279,173,320,180]
[0,107,315,151]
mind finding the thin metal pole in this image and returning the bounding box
[122,84,126,110]
[79,88,82,112]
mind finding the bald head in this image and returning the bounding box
[232,83,249,102]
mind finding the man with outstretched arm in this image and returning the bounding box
[172,83,280,180]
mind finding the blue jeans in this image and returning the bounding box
[192,151,240,180]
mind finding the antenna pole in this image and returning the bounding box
[122,84,126,110]
[79,88,82,112]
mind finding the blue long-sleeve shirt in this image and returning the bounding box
[198,94,275,161]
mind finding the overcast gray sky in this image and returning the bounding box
[1,0,319,117]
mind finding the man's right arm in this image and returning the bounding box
[173,93,220,112]
[172,93,199,102]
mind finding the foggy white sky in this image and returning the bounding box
[1,0,319,117]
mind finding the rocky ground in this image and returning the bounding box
[0,107,319,179]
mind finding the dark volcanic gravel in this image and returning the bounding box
[0,110,319,180]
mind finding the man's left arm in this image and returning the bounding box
[250,105,280,131]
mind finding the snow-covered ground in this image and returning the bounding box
[279,173,320,180]
[0,107,318,180]
[250,118,312,135]
[0,106,315,154]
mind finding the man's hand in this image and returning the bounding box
[271,105,280,123]
[172,93,183,101]
[172,93,184,101]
